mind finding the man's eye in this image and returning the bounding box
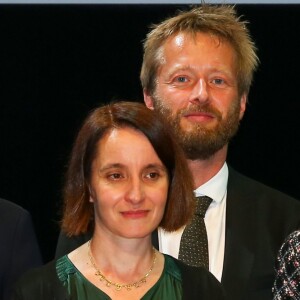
[175,76,188,83]
[212,78,225,85]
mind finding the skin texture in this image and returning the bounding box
[69,127,169,300]
[89,127,169,241]
[144,32,246,186]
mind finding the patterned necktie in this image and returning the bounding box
[178,195,212,269]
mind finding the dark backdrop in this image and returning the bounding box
[0,4,299,263]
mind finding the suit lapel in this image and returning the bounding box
[221,168,255,297]
[152,168,256,297]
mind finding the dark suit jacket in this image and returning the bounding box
[0,198,42,300]
[55,168,300,300]
[221,167,300,299]
[12,255,225,300]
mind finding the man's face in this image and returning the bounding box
[144,32,246,160]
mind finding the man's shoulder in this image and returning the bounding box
[0,198,34,243]
[0,198,29,219]
[228,167,299,204]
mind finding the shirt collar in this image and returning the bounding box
[194,162,228,204]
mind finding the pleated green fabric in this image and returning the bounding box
[56,254,182,299]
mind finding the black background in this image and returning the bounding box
[0,4,299,263]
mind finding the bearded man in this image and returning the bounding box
[140,4,300,300]
[56,5,300,300]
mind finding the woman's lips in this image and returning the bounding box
[121,210,149,219]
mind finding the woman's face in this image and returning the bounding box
[89,127,169,240]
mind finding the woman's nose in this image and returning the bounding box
[125,178,145,204]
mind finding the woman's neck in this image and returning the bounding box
[89,233,154,281]
[67,234,164,300]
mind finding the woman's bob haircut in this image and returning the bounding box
[61,101,195,236]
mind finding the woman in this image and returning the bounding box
[273,230,300,299]
[12,101,224,299]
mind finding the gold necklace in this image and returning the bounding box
[87,240,157,291]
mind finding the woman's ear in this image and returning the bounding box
[88,186,95,203]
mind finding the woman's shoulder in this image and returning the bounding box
[16,259,57,284]
[12,258,69,300]
[276,230,300,267]
[164,254,225,300]
[284,230,300,245]
[164,254,218,283]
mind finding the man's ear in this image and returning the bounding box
[239,93,247,120]
[143,90,155,110]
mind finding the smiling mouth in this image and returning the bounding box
[183,112,215,122]
[121,210,149,218]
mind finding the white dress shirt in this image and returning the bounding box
[158,162,228,282]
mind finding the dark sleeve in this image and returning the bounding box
[55,230,92,259]
[177,260,226,300]
[11,260,69,300]
[1,202,42,300]
[273,230,300,299]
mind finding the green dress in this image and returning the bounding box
[56,254,183,299]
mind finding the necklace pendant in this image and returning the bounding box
[99,274,104,281]
[88,241,157,292]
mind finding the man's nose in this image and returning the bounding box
[189,78,209,105]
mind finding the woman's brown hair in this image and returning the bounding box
[61,101,195,236]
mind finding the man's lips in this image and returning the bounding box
[121,210,150,218]
[183,111,215,122]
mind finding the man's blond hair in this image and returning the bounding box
[140,4,259,97]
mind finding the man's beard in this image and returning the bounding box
[152,97,242,160]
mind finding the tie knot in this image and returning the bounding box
[195,196,212,217]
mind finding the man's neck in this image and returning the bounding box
[187,146,228,189]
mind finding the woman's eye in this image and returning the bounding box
[146,172,159,179]
[108,173,122,180]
